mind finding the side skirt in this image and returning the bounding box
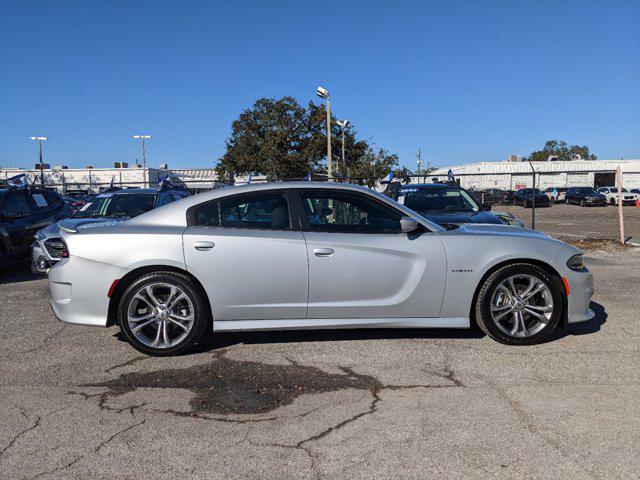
[212,317,470,332]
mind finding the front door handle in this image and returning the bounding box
[314,248,335,257]
[194,241,215,251]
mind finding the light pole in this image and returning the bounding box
[336,120,349,179]
[132,135,151,187]
[316,87,332,179]
[416,149,422,183]
[30,136,48,187]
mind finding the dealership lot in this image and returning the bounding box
[1,249,639,479]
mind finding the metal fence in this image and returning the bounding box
[8,170,638,243]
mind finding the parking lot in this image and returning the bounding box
[0,247,638,480]
[496,204,640,241]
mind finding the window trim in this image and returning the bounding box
[291,188,407,235]
[187,189,296,231]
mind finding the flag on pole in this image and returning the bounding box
[305,172,311,181]
[246,173,252,185]
[381,170,395,184]
[158,173,174,189]
[447,169,454,182]
[109,176,115,189]
[7,173,28,189]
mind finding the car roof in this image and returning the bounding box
[126,181,445,232]
[97,188,183,195]
[399,183,456,190]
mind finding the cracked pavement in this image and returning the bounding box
[1,249,639,479]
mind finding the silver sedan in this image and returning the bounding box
[48,182,594,356]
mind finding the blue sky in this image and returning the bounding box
[1,0,639,171]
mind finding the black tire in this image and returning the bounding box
[118,271,210,356]
[474,263,563,345]
[609,198,615,206]
[580,199,586,207]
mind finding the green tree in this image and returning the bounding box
[526,140,597,162]
[216,96,397,185]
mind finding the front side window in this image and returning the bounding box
[2,192,31,219]
[301,190,402,234]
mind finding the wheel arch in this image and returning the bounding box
[107,265,212,327]
[469,258,568,329]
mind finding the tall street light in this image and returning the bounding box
[132,135,151,187]
[336,120,349,179]
[316,87,332,179]
[30,136,48,187]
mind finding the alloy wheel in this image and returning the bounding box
[489,274,554,338]
[126,282,195,349]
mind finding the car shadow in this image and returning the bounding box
[548,301,607,341]
[112,302,607,354]
[0,261,44,285]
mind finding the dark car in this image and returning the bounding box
[565,187,607,206]
[471,188,507,205]
[394,183,505,227]
[0,187,71,268]
[31,187,191,272]
[512,188,551,208]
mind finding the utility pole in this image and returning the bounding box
[316,87,332,179]
[132,135,151,187]
[337,120,349,179]
[30,136,48,187]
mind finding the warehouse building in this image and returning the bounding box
[425,159,640,190]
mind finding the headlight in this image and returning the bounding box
[566,253,584,271]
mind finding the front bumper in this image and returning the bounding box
[565,267,595,324]
[48,255,128,327]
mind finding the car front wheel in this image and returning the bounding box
[118,271,210,356]
[474,263,563,345]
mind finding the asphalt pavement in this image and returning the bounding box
[1,248,639,479]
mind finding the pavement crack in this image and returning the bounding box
[104,355,149,373]
[94,418,146,453]
[0,407,41,458]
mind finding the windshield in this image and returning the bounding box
[72,193,156,219]
[399,187,479,212]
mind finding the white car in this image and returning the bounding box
[48,182,594,356]
[596,187,638,206]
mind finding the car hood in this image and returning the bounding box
[417,210,504,226]
[442,222,551,240]
[37,217,128,239]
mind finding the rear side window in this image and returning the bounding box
[193,192,291,230]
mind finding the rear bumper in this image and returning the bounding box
[565,268,595,324]
[48,256,128,327]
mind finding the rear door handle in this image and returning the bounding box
[314,248,334,257]
[194,241,215,251]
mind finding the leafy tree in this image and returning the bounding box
[526,140,597,162]
[216,96,397,185]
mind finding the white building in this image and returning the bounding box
[425,159,640,190]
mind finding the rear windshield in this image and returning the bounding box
[72,193,156,218]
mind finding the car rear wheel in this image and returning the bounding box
[475,263,563,345]
[118,271,210,356]
[580,199,586,207]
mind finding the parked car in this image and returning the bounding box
[512,189,552,208]
[0,187,71,269]
[631,188,640,195]
[31,187,190,273]
[544,187,569,204]
[62,195,91,213]
[470,189,507,206]
[564,187,607,206]
[596,187,638,206]
[49,182,594,355]
[394,184,505,227]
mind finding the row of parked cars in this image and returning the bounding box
[0,185,190,273]
[472,186,639,208]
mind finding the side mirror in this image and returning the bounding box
[482,203,492,211]
[400,216,420,233]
